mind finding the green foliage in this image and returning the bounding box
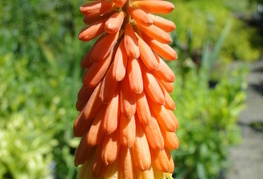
[0,0,89,68]
[172,62,247,179]
[170,26,248,178]
[249,0,263,4]
[170,0,262,61]
[0,54,53,178]
[0,51,81,178]
[0,1,91,178]
[0,1,86,177]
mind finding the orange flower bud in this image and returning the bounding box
[105,11,126,34]
[132,1,174,14]
[80,2,114,17]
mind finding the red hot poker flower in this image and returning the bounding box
[74,0,179,178]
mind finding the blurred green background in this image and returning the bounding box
[0,0,262,178]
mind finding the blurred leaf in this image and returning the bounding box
[197,162,207,179]
[201,20,232,77]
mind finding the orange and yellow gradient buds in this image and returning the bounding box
[74,0,178,178]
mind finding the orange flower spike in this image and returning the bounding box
[112,40,127,81]
[101,130,121,165]
[90,31,119,62]
[102,89,120,134]
[149,14,176,32]
[86,106,106,146]
[132,1,174,14]
[143,117,164,150]
[136,92,152,126]
[80,1,114,17]
[75,0,179,177]
[78,18,107,42]
[127,58,143,94]
[83,50,113,88]
[119,147,135,179]
[120,75,137,118]
[119,114,136,148]
[124,24,140,59]
[137,35,160,71]
[131,119,151,171]
[128,7,153,26]
[105,11,126,34]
